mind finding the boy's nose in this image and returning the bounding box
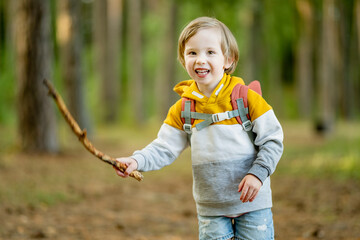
[196,55,206,65]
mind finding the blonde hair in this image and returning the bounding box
[178,17,239,74]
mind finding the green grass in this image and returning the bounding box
[278,121,360,179]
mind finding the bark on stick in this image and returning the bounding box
[43,79,143,181]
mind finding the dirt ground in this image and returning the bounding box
[1,124,360,240]
[1,157,360,240]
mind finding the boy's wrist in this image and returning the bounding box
[247,164,269,184]
[131,154,144,171]
[246,173,262,184]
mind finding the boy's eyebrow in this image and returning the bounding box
[184,47,197,52]
[185,46,217,50]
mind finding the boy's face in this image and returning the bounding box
[184,28,232,94]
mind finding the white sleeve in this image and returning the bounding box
[131,123,189,172]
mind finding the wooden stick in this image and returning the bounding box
[43,79,143,182]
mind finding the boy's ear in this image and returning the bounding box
[224,57,234,70]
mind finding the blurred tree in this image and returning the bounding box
[93,0,122,122]
[1,0,360,131]
[295,0,314,119]
[0,0,5,66]
[345,0,360,119]
[246,0,264,83]
[263,0,286,114]
[0,0,7,88]
[107,0,123,120]
[338,0,357,119]
[154,0,177,119]
[353,0,360,114]
[356,0,360,54]
[57,0,91,132]
[15,0,58,152]
[316,0,340,135]
[127,0,144,123]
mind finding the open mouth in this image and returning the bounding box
[195,69,210,76]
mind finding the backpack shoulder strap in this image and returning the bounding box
[231,81,263,143]
[231,84,250,127]
[181,97,195,134]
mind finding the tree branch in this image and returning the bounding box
[43,79,143,182]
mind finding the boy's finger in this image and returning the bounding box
[249,193,257,202]
[114,168,127,178]
[244,189,254,202]
[238,180,245,192]
[113,165,129,178]
[242,189,249,202]
[240,187,248,202]
[125,164,136,176]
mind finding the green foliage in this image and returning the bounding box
[142,8,165,118]
[83,46,101,125]
[0,48,16,125]
[0,0,5,48]
[282,86,299,119]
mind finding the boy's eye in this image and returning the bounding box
[188,51,196,55]
[208,50,215,55]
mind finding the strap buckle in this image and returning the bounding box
[212,111,231,123]
[242,120,252,131]
[183,123,192,134]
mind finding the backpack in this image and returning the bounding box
[180,81,262,143]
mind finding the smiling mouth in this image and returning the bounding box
[195,69,210,75]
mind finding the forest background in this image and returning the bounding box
[1,0,360,239]
[1,0,360,149]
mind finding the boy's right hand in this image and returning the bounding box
[114,157,138,178]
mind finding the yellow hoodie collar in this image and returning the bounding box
[173,73,244,103]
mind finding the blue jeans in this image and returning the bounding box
[197,208,274,240]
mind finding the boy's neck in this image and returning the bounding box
[196,77,224,98]
[196,82,219,98]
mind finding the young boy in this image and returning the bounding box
[115,17,283,240]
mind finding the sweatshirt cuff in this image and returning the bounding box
[131,153,145,171]
[247,163,270,183]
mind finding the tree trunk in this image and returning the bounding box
[247,0,264,83]
[353,0,360,115]
[356,0,360,57]
[57,0,91,132]
[15,0,58,152]
[93,0,121,122]
[155,0,177,120]
[106,0,122,121]
[127,0,143,123]
[0,0,5,70]
[295,0,314,119]
[338,0,356,119]
[316,0,340,135]
[354,0,360,113]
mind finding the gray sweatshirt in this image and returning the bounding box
[132,75,284,216]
